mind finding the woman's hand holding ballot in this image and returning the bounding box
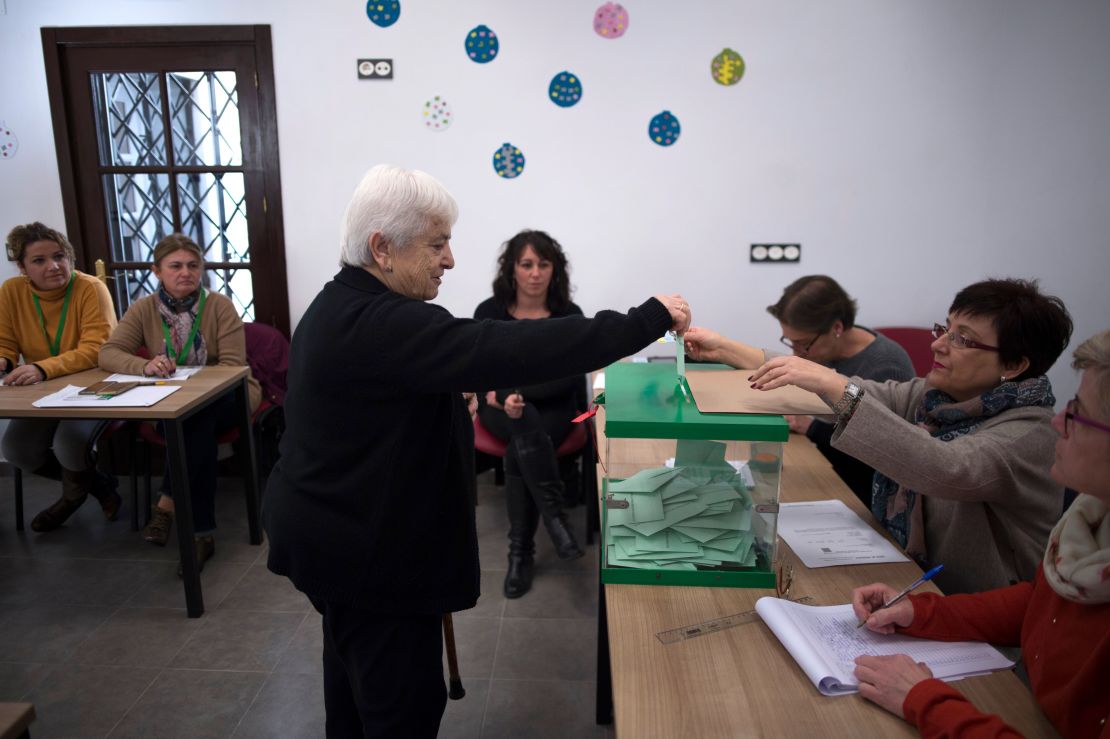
[143,353,177,379]
[654,294,692,335]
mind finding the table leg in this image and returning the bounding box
[165,418,203,618]
[596,575,613,725]
[235,378,262,545]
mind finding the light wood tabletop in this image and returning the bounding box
[0,366,248,420]
[596,407,1057,739]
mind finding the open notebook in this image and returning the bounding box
[755,598,1014,696]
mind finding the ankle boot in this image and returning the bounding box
[30,494,87,532]
[89,471,122,522]
[512,431,584,560]
[504,474,539,598]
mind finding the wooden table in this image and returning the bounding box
[594,407,1056,738]
[0,702,34,739]
[0,366,261,617]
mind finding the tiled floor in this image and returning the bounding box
[0,471,614,738]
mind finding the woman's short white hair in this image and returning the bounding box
[340,164,459,267]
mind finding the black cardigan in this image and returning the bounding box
[264,267,671,614]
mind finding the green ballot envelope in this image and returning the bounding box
[601,362,785,588]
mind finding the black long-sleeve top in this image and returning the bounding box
[473,297,585,445]
[264,267,671,614]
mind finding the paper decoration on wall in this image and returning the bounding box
[711,48,745,86]
[649,111,680,147]
[422,95,453,131]
[594,3,629,39]
[366,1,400,27]
[0,123,16,160]
[492,142,525,179]
[548,72,583,108]
[466,25,499,63]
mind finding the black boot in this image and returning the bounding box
[512,431,584,560]
[30,468,91,532]
[504,474,539,598]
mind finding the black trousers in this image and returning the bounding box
[309,596,446,739]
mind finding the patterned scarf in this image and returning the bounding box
[1043,494,1110,603]
[870,376,1055,559]
[156,288,207,366]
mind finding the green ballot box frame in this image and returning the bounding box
[600,362,785,589]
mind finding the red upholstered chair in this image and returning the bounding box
[473,411,601,544]
[874,327,936,377]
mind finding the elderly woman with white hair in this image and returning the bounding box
[850,329,1110,738]
[263,164,691,738]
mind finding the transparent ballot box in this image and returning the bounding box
[601,363,785,588]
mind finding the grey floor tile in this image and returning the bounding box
[0,604,113,663]
[25,662,159,739]
[438,678,488,739]
[37,557,164,607]
[493,618,596,681]
[109,668,265,739]
[68,607,203,668]
[443,616,499,679]
[216,563,310,612]
[272,612,321,675]
[482,679,606,739]
[503,570,598,620]
[0,557,57,606]
[172,609,303,672]
[0,661,54,701]
[231,672,325,739]
[462,568,507,619]
[125,558,251,610]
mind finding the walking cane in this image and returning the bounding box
[442,613,465,699]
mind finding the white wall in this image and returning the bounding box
[1,0,1108,405]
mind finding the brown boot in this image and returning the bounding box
[177,535,216,578]
[89,471,122,522]
[142,506,174,546]
[30,494,87,532]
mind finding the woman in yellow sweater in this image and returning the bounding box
[99,233,260,573]
[0,222,121,531]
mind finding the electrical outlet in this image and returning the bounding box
[750,243,801,263]
[357,59,394,80]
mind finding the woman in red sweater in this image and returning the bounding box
[851,329,1110,738]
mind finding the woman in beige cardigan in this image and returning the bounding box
[99,234,260,572]
[734,278,1072,595]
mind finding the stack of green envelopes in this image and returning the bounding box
[605,439,759,571]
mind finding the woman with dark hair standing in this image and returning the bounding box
[747,278,1073,595]
[474,230,586,598]
[686,275,914,507]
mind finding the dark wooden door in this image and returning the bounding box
[42,26,289,334]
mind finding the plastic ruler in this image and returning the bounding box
[656,596,814,645]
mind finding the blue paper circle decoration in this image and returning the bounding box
[493,142,525,179]
[648,110,680,147]
[548,71,583,108]
[466,25,499,63]
[366,1,400,27]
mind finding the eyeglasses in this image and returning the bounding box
[780,334,820,355]
[931,323,999,352]
[1064,396,1110,437]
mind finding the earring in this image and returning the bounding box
[1000,375,1007,382]
[384,263,393,274]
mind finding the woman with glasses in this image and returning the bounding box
[849,329,1110,739]
[685,275,914,507]
[747,278,1073,595]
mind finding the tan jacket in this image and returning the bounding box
[0,270,116,379]
[99,290,261,412]
[832,377,1062,595]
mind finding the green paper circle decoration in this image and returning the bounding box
[711,48,745,86]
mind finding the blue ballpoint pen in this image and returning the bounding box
[856,564,945,628]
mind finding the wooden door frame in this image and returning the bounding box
[41,25,290,335]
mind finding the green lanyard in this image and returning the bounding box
[31,273,76,357]
[160,287,206,364]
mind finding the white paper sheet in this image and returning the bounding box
[778,499,910,568]
[33,384,182,408]
[104,366,203,383]
[755,598,1014,696]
